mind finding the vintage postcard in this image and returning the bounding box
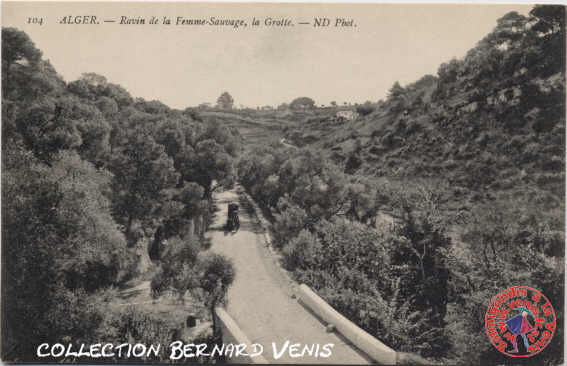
[1,1,565,365]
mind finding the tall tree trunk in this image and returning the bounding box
[3,63,11,99]
[203,180,212,199]
[126,215,134,246]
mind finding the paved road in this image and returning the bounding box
[208,188,371,364]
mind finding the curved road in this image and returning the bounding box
[208,188,371,364]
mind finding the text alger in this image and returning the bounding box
[59,16,99,24]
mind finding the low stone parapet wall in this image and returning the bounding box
[298,284,397,365]
[214,307,268,364]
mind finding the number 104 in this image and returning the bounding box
[27,17,43,25]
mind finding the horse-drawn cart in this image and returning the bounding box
[227,203,240,231]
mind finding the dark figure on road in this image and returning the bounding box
[227,203,240,232]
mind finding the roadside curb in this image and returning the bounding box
[236,186,273,247]
[235,186,299,295]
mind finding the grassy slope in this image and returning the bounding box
[200,110,287,149]
[280,75,564,229]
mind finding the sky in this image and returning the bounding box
[2,2,532,109]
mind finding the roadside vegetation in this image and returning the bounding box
[237,6,564,365]
[2,28,237,362]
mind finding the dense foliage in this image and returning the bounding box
[238,146,454,357]
[2,27,237,361]
[238,6,564,365]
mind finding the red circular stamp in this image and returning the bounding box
[485,286,556,357]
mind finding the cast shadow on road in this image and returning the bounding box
[231,220,265,234]
[201,237,213,250]
[117,288,146,301]
[207,220,264,236]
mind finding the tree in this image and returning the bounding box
[65,98,112,163]
[189,139,233,198]
[530,5,565,35]
[80,72,107,86]
[110,126,179,242]
[2,27,41,69]
[16,97,82,164]
[177,119,238,198]
[3,147,62,358]
[152,250,235,336]
[272,198,310,248]
[216,92,234,110]
[356,101,376,116]
[198,254,235,333]
[345,178,379,224]
[290,97,315,110]
[2,146,136,360]
[2,27,42,97]
[49,151,134,290]
[529,5,566,77]
[388,81,405,98]
[156,182,205,245]
[277,102,289,110]
[387,82,408,112]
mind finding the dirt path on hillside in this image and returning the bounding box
[208,188,371,364]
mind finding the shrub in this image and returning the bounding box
[272,199,309,248]
[98,306,178,362]
[282,229,319,270]
[356,103,376,116]
[150,269,169,298]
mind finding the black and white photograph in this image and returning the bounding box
[1,1,565,365]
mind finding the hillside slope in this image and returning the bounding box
[285,7,565,217]
[200,110,287,149]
